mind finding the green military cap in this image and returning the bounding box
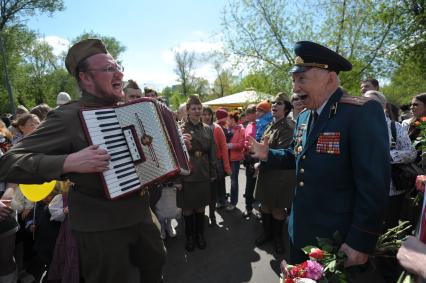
[291,41,352,74]
[65,39,108,77]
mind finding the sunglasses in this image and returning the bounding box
[411,103,419,107]
[272,101,284,105]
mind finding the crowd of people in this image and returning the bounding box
[0,38,425,283]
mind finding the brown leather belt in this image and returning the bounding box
[192,150,205,158]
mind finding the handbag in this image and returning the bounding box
[390,121,423,192]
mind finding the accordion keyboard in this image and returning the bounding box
[82,109,142,198]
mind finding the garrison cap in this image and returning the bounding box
[291,41,352,74]
[65,39,108,77]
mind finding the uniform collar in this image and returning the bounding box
[80,91,117,107]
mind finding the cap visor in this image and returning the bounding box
[290,65,311,73]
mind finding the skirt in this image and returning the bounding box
[177,181,210,209]
[254,169,295,209]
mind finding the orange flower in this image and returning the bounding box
[421,117,426,122]
[415,121,421,126]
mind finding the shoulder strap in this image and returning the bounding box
[390,121,397,150]
[339,94,372,106]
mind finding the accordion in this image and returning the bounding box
[80,98,190,199]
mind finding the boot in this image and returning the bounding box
[184,215,195,252]
[208,204,216,227]
[255,213,273,246]
[195,213,207,249]
[273,218,285,254]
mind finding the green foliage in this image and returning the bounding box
[382,56,426,106]
[0,0,65,30]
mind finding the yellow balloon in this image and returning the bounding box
[19,180,57,202]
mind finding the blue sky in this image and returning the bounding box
[28,0,227,90]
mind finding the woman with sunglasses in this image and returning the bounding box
[402,93,426,164]
[254,92,295,253]
[289,93,305,122]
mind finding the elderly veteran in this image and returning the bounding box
[248,41,389,268]
[0,39,166,283]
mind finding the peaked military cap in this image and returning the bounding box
[291,41,352,74]
[65,39,108,78]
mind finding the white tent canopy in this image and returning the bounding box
[203,90,271,108]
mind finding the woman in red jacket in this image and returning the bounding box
[202,107,231,226]
[226,112,245,211]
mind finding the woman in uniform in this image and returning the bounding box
[178,95,217,251]
[254,92,295,253]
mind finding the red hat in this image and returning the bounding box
[215,108,228,121]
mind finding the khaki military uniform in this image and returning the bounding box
[255,117,295,209]
[0,92,166,283]
[177,121,216,209]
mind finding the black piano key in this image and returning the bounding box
[99,122,119,128]
[119,177,140,187]
[101,127,121,133]
[117,171,136,179]
[107,143,127,150]
[104,133,123,140]
[120,181,141,192]
[111,154,131,162]
[95,110,115,115]
[115,166,134,174]
[96,115,117,120]
[105,138,125,145]
[113,161,133,169]
[110,149,128,157]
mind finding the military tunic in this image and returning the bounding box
[265,88,390,263]
[254,117,295,209]
[0,92,166,283]
[177,121,216,209]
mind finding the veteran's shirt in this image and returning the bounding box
[0,92,152,232]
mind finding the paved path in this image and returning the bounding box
[163,167,290,283]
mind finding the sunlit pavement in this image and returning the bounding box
[163,166,290,283]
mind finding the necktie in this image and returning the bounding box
[308,111,318,135]
[311,111,318,125]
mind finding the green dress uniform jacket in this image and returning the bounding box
[177,121,217,209]
[266,88,390,263]
[254,116,295,209]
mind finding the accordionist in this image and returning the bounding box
[0,38,168,283]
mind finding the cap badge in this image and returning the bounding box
[295,56,304,65]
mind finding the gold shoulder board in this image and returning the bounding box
[339,94,372,106]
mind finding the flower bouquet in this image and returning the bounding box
[280,232,348,283]
[280,223,413,283]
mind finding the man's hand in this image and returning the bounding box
[397,236,426,279]
[339,243,368,267]
[247,136,269,161]
[182,133,192,150]
[63,145,111,173]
